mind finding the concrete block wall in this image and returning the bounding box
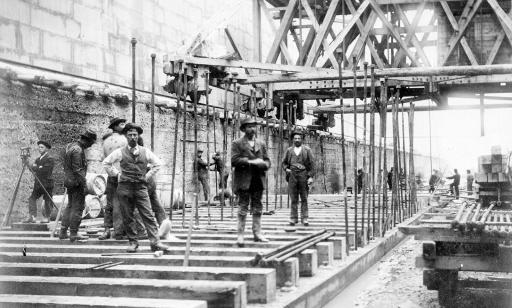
[0,79,436,221]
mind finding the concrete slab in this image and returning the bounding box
[315,242,334,266]
[0,275,246,308]
[0,294,207,308]
[0,262,275,304]
[298,249,318,277]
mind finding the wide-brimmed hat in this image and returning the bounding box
[290,130,305,138]
[239,118,258,131]
[108,117,127,129]
[123,123,143,135]
[37,140,51,149]
[80,129,97,142]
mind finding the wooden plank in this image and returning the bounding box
[258,0,294,64]
[487,0,512,48]
[415,250,512,272]
[440,0,483,66]
[304,0,341,66]
[265,0,298,64]
[368,0,420,66]
[486,31,506,65]
[253,0,262,62]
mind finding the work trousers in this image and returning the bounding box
[117,182,159,245]
[429,185,435,193]
[288,171,309,222]
[218,172,229,189]
[238,189,263,217]
[61,185,86,232]
[148,178,166,225]
[467,181,473,192]
[28,184,53,218]
[450,183,459,199]
[103,176,118,229]
[197,175,209,201]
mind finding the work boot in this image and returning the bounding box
[236,215,246,247]
[98,227,111,240]
[252,215,269,242]
[126,241,139,253]
[289,219,298,226]
[22,215,36,223]
[58,227,69,240]
[302,219,309,227]
[150,242,170,252]
[69,231,88,242]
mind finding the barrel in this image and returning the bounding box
[86,173,107,195]
[83,195,103,219]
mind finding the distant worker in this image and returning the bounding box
[25,140,55,223]
[466,169,474,195]
[447,169,460,199]
[357,169,364,194]
[194,149,210,201]
[428,170,439,193]
[102,123,169,252]
[211,151,229,189]
[282,130,315,226]
[387,167,394,190]
[60,130,97,241]
[232,118,271,247]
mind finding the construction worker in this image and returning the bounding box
[357,169,364,194]
[232,118,271,247]
[387,167,394,190]
[194,149,210,201]
[466,169,474,195]
[102,123,169,252]
[428,170,439,193]
[60,129,97,242]
[211,151,229,189]
[447,169,460,199]
[99,117,127,240]
[282,130,315,226]
[25,140,55,223]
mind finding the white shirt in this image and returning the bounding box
[293,146,302,156]
[102,145,163,180]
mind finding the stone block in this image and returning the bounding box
[74,43,103,68]
[31,8,66,36]
[42,32,71,61]
[272,257,299,287]
[315,242,334,266]
[65,19,80,38]
[0,23,17,49]
[298,249,317,277]
[38,0,73,15]
[20,25,40,54]
[329,236,347,260]
[0,0,30,24]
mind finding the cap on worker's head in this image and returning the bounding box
[197,149,203,153]
[37,140,51,149]
[123,123,143,135]
[108,117,127,129]
[80,129,97,142]
[239,118,258,131]
[290,130,304,138]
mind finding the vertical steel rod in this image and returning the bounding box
[370,65,376,237]
[131,37,137,122]
[408,103,416,215]
[181,67,188,228]
[352,56,358,249]
[205,70,211,224]
[380,78,388,236]
[362,62,368,242]
[169,60,183,221]
[150,53,156,151]
[220,78,230,221]
[401,100,408,218]
[278,97,284,209]
[338,54,349,256]
[265,84,272,212]
[193,67,199,226]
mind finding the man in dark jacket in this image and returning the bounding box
[447,169,460,199]
[357,169,364,194]
[282,130,314,226]
[194,149,210,201]
[212,151,229,189]
[428,170,439,193]
[387,167,394,190]
[25,140,55,223]
[231,118,271,247]
[60,130,96,242]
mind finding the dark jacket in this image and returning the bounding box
[63,142,87,188]
[447,173,460,186]
[194,156,209,178]
[31,153,54,187]
[231,135,271,193]
[282,146,315,178]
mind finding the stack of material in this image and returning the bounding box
[476,146,509,183]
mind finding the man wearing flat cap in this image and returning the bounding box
[231,118,271,247]
[24,140,55,223]
[99,117,127,240]
[282,130,315,226]
[103,123,169,252]
[60,129,97,242]
[194,149,210,201]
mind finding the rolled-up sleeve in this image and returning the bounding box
[102,149,122,177]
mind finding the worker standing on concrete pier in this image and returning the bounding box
[99,117,127,240]
[194,149,210,201]
[60,130,97,242]
[466,169,474,195]
[102,123,169,252]
[447,169,460,199]
[232,118,271,247]
[282,130,315,226]
[24,140,54,223]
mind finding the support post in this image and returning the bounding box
[253,0,262,62]
[220,79,231,221]
[193,67,199,226]
[131,38,137,122]
[265,84,272,212]
[352,56,358,249]
[408,103,416,214]
[338,53,349,256]
[480,92,485,136]
[169,60,183,221]
[362,62,368,242]
[370,65,376,237]
[205,70,211,224]
[182,67,188,228]
[401,101,408,218]
[150,53,156,151]
[380,78,388,236]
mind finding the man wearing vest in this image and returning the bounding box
[282,130,315,226]
[25,140,55,223]
[232,118,271,247]
[60,130,97,242]
[99,117,127,240]
[102,123,169,252]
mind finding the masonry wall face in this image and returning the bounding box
[0,80,437,221]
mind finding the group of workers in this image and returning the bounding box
[428,168,474,199]
[23,116,316,251]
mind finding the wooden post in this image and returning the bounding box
[408,103,416,214]
[265,84,272,212]
[253,0,262,62]
[213,102,218,197]
[193,67,199,226]
[169,61,183,221]
[205,70,211,224]
[278,96,284,209]
[392,89,400,228]
[352,56,358,249]
[131,38,137,122]
[369,65,376,237]
[338,54,349,256]
[401,101,408,218]
[380,78,388,236]
[362,62,368,242]
[181,67,188,228]
[150,53,156,151]
[220,78,230,221]
[480,91,484,136]
[231,78,238,219]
